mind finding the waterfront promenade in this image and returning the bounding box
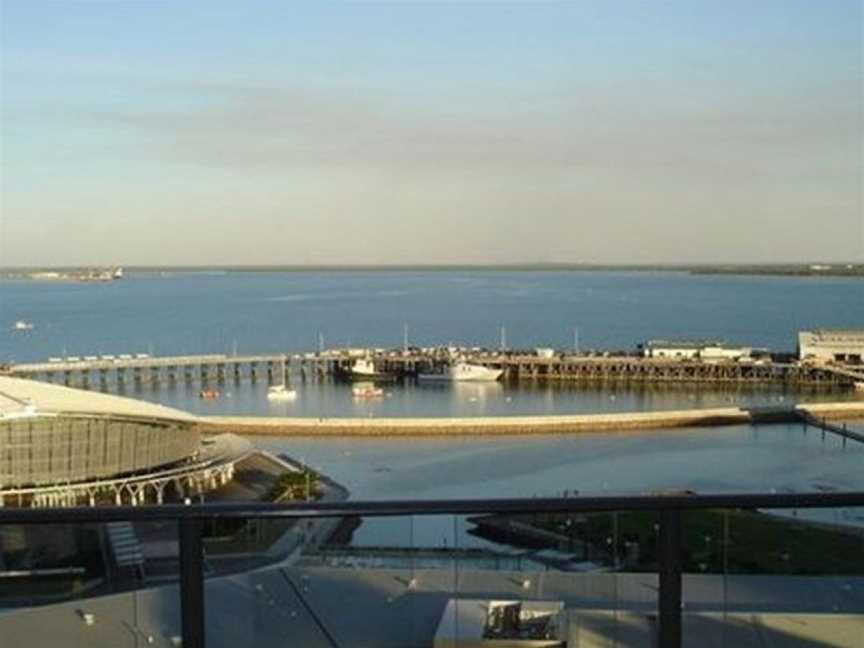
[199,401,864,437]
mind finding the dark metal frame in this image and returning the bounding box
[3,491,864,648]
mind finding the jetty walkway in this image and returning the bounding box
[4,349,864,388]
[3,353,288,383]
[797,409,864,444]
[312,349,864,387]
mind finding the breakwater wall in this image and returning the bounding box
[198,401,864,438]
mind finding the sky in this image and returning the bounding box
[1,0,862,266]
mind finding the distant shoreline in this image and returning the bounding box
[1,263,862,278]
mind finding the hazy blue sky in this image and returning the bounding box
[1,1,861,266]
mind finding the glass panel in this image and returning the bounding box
[455,509,660,646]
[0,521,181,647]
[681,506,864,646]
[201,511,664,646]
[209,513,420,646]
[3,504,860,646]
[201,458,328,575]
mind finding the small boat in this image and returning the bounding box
[199,388,220,400]
[267,384,297,401]
[418,361,503,382]
[352,384,384,398]
[349,357,394,381]
[13,320,34,331]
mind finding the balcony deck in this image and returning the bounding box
[0,566,861,647]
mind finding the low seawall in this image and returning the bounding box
[197,401,864,437]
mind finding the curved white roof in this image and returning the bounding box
[0,376,198,423]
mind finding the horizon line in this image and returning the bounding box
[1,261,863,272]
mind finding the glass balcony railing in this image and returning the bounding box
[1,493,863,647]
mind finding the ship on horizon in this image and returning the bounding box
[24,266,125,283]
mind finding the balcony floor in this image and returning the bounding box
[0,566,862,647]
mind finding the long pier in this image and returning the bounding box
[2,354,289,385]
[313,349,864,387]
[3,348,864,388]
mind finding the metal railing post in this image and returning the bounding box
[179,517,205,648]
[658,509,682,647]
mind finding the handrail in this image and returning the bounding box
[1,491,863,523]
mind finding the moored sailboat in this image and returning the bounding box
[268,356,297,401]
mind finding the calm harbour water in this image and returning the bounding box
[256,423,864,544]
[1,270,863,418]
[2,271,863,512]
[2,270,863,359]
[257,423,864,500]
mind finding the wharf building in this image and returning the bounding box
[798,329,864,364]
[638,340,752,362]
[0,376,250,507]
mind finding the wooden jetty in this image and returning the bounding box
[310,349,864,388]
[3,347,864,388]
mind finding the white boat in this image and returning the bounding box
[267,357,297,401]
[352,384,384,398]
[13,320,34,331]
[351,358,377,377]
[349,358,394,380]
[418,361,503,382]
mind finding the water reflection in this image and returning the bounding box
[97,374,860,419]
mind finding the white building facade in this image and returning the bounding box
[798,330,864,363]
[640,340,752,361]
